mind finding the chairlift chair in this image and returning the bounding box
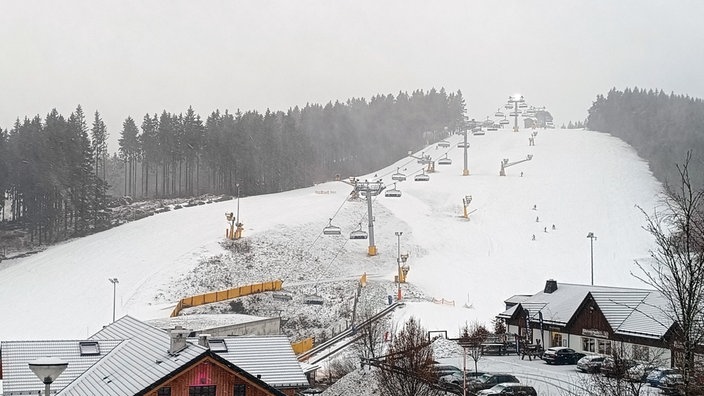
[304,294,324,305]
[391,172,406,182]
[438,155,452,165]
[495,110,504,117]
[385,183,402,197]
[518,102,528,109]
[499,119,510,125]
[323,218,342,236]
[349,223,368,240]
[414,172,430,182]
[504,103,513,109]
[437,140,450,148]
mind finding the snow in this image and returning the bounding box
[0,129,662,344]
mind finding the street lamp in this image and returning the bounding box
[587,232,597,285]
[109,278,119,323]
[29,357,68,395]
[395,231,402,300]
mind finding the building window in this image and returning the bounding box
[189,385,216,396]
[551,333,563,347]
[633,344,650,361]
[79,341,100,356]
[582,337,595,353]
[597,339,612,355]
[234,384,247,396]
[157,387,171,396]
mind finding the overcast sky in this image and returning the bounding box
[2,0,702,153]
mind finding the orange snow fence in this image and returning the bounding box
[171,279,283,317]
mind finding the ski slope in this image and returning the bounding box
[0,129,662,341]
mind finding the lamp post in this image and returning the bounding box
[395,231,402,300]
[29,357,68,395]
[587,232,597,285]
[236,183,240,225]
[109,278,119,323]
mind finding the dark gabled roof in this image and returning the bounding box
[0,339,123,394]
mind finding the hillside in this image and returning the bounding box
[0,128,662,341]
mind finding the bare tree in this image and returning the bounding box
[635,152,704,395]
[353,300,386,361]
[375,317,440,396]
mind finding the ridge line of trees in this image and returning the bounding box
[586,87,704,187]
[0,88,466,244]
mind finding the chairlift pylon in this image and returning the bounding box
[323,218,342,236]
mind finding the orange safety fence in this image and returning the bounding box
[171,279,283,317]
[291,337,314,355]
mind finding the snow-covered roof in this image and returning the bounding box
[504,295,531,305]
[497,281,674,339]
[591,290,672,339]
[0,316,296,395]
[0,339,123,395]
[188,335,309,388]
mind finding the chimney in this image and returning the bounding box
[168,326,190,355]
[198,334,211,348]
[544,279,558,294]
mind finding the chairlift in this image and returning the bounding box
[322,218,342,236]
[437,140,450,148]
[457,142,469,148]
[495,110,504,117]
[391,171,406,182]
[303,295,324,305]
[438,155,452,165]
[272,290,293,301]
[385,183,402,197]
[349,223,368,240]
[499,119,510,125]
[518,102,528,109]
[504,103,513,109]
[414,172,430,182]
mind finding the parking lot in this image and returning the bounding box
[436,354,662,396]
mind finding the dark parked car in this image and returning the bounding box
[477,383,537,396]
[466,373,520,394]
[439,371,487,393]
[542,347,584,365]
[658,373,684,395]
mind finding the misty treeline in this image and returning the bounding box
[0,88,466,242]
[586,87,704,186]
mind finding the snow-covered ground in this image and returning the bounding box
[0,129,662,343]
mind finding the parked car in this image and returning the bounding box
[433,364,463,382]
[466,373,520,394]
[477,383,537,396]
[576,354,606,373]
[481,343,508,355]
[601,356,638,378]
[646,367,680,387]
[625,363,657,382]
[542,347,584,365]
[439,371,486,390]
[658,373,684,395]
